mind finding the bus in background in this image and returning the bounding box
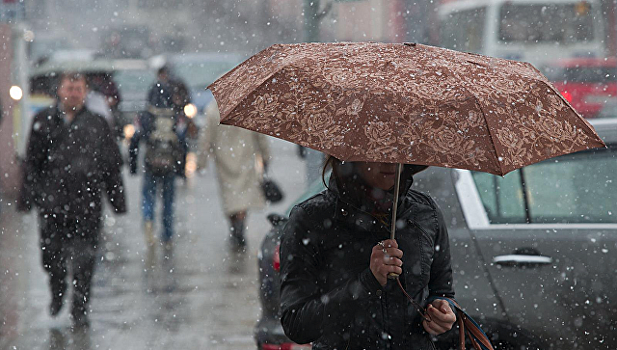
[435,0,606,68]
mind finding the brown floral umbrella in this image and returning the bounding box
[208,42,605,177]
[209,42,606,291]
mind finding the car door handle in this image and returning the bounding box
[493,254,553,267]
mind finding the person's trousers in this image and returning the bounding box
[141,171,176,242]
[39,213,100,318]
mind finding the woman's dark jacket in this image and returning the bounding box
[279,167,454,350]
[18,105,126,220]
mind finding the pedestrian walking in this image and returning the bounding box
[89,74,124,139]
[197,101,270,251]
[170,79,198,180]
[129,66,186,256]
[17,72,126,328]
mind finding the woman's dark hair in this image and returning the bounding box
[321,155,429,189]
[322,156,335,188]
[322,155,349,189]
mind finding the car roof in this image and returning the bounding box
[438,0,601,16]
[588,117,617,144]
[167,52,245,61]
[151,52,246,67]
[30,59,150,77]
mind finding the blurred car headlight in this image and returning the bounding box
[184,103,197,119]
[185,152,197,178]
[10,86,23,101]
[124,124,136,140]
[23,30,35,42]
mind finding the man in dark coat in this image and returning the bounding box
[18,72,126,328]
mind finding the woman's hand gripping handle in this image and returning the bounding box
[370,239,403,287]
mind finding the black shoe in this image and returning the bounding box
[229,234,247,252]
[49,292,64,317]
[162,240,174,260]
[229,219,246,252]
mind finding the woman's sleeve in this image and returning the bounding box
[254,133,270,163]
[279,206,384,344]
[428,206,455,299]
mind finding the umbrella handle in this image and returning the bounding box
[390,163,402,240]
[388,163,403,280]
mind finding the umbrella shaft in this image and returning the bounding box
[390,163,402,240]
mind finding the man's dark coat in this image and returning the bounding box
[19,106,126,220]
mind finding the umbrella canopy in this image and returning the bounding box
[208,42,605,176]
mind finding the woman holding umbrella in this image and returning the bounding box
[278,158,456,349]
[207,42,604,350]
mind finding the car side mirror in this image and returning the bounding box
[267,213,287,227]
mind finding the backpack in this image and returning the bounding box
[144,109,181,176]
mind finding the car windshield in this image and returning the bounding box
[172,61,241,90]
[472,146,617,224]
[114,69,156,96]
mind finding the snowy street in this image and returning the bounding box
[0,140,307,350]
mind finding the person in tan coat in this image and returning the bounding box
[198,100,271,250]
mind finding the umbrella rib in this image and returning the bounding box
[210,46,294,123]
[455,86,507,176]
[213,69,284,125]
[477,99,506,176]
[534,79,606,148]
[215,56,322,126]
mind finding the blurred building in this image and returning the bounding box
[263,0,436,44]
[0,7,29,200]
[333,0,432,43]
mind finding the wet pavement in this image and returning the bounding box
[0,140,308,350]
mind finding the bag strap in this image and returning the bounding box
[427,296,495,350]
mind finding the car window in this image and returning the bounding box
[439,7,486,53]
[114,69,156,95]
[542,66,617,83]
[471,146,617,224]
[173,61,242,90]
[499,3,595,43]
[471,170,527,224]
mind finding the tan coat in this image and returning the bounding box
[198,101,270,216]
